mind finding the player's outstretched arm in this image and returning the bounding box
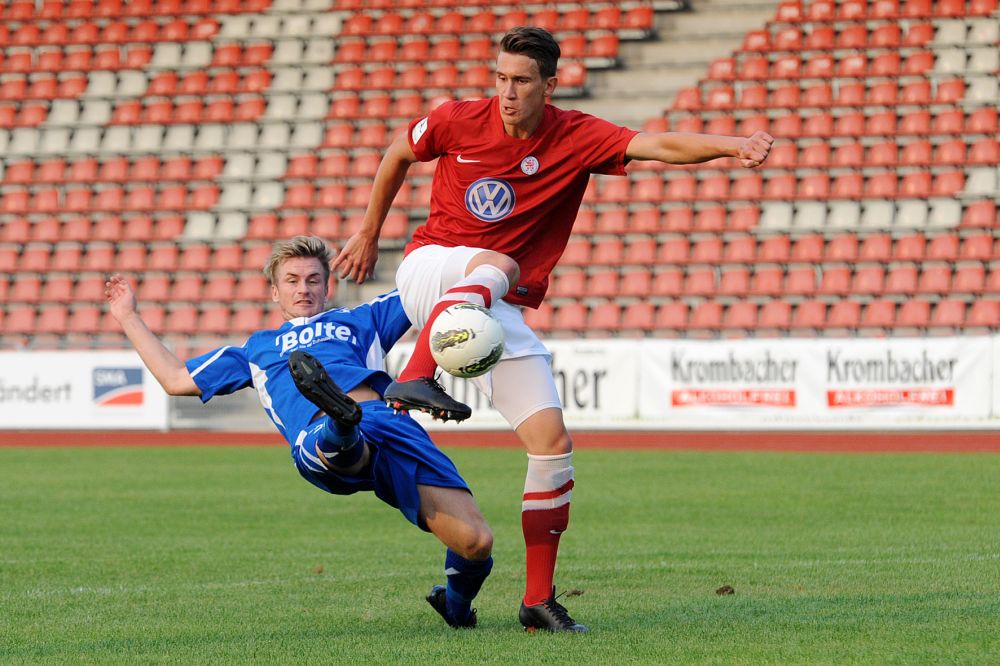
[626,130,773,168]
[332,133,418,284]
[105,274,201,397]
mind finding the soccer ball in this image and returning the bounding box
[429,303,504,378]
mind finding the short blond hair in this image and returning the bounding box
[263,236,332,285]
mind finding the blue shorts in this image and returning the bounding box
[291,400,469,530]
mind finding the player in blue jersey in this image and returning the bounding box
[105,235,493,629]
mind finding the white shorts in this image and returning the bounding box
[395,245,562,429]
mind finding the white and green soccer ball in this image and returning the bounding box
[429,303,505,378]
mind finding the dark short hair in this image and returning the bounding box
[500,27,560,79]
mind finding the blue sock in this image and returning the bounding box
[317,418,363,467]
[444,549,493,624]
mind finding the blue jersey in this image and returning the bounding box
[185,291,410,444]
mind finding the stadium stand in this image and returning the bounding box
[0,0,997,353]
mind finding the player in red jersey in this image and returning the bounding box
[333,27,773,632]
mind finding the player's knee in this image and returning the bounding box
[466,526,494,561]
[471,251,520,288]
[455,523,493,561]
[526,427,573,456]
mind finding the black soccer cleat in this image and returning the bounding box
[289,350,362,426]
[383,377,471,423]
[519,588,589,634]
[426,585,477,629]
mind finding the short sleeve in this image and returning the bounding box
[569,112,639,176]
[407,101,456,162]
[185,345,252,403]
[366,290,412,352]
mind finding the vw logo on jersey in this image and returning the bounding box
[465,177,515,222]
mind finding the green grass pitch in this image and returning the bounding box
[2,444,999,664]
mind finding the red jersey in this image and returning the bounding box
[405,97,638,308]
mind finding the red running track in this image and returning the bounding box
[1,430,999,453]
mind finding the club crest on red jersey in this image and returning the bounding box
[520,156,539,175]
[465,177,515,222]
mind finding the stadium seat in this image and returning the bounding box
[819,266,851,296]
[724,236,756,263]
[852,266,885,295]
[684,268,716,296]
[784,266,817,297]
[689,301,723,330]
[620,270,653,298]
[551,270,586,299]
[719,268,750,297]
[953,265,985,294]
[588,301,622,333]
[789,235,823,264]
[759,300,792,331]
[749,266,783,297]
[885,265,918,295]
[967,300,1000,328]
[170,274,203,302]
[930,299,965,329]
[861,300,896,330]
[827,301,860,330]
[893,300,930,330]
[651,269,684,297]
[824,234,859,262]
[758,236,791,263]
[859,234,892,263]
[621,301,655,333]
[916,265,952,295]
[198,306,232,335]
[68,305,103,335]
[553,302,587,333]
[723,302,757,331]
[164,305,199,335]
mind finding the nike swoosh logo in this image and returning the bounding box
[456,155,481,163]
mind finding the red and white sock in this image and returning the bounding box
[521,451,574,606]
[397,264,509,382]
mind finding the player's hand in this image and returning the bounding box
[331,231,380,284]
[738,131,774,168]
[104,273,137,322]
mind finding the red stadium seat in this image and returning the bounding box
[749,266,783,296]
[896,300,930,329]
[953,265,985,294]
[654,302,688,331]
[861,300,896,329]
[690,301,723,330]
[819,266,851,295]
[620,270,653,298]
[892,234,925,262]
[589,301,622,333]
[723,302,757,331]
[885,265,918,295]
[852,266,885,295]
[785,266,817,296]
[759,300,792,331]
[916,265,952,294]
[929,300,964,329]
[827,301,860,329]
[922,233,957,262]
[553,302,587,333]
[967,301,1000,328]
[651,269,683,297]
[961,201,997,229]
[621,302,655,333]
[791,301,826,329]
[624,238,657,265]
